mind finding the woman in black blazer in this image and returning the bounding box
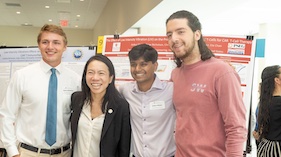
[70,55,131,157]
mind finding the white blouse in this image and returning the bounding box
[73,103,105,157]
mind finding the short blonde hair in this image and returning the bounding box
[37,24,67,45]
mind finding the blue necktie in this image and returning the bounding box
[45,68,57,146]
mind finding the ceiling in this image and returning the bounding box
[132,0,281,36]
[0,0,281,36]
[0,0,108,29]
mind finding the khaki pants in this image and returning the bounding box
[18,146,71,157]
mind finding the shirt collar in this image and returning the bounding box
[132,75,164,93]
[40,59,63,74]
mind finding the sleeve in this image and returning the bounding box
[254,106,259,131]
[251,108,257,132]
[118,99,131,157]
[216,71,247,156]
[70,92,77,111]
[170,69,175,82]
[118,84,127,100]
[118,84,124,95]
[70,92,79,149]
[0,71,22,156]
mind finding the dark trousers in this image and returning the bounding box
[0,148,7,157]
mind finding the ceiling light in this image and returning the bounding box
[80,0,84,1]
[77,15,80,17]
[16,11,21,14]
[45,6,50,9]
[49,19,52,22]
[75,25,78,28]
[21,23,33,26]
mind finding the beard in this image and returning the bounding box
[173,38,196,60]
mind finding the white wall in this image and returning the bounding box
[0,26,94,47]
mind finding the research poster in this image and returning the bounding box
[101,35,255,149]
[0,46,96,103]
[203,36,256,134]
[101,35,176,88]
[101,35,254,91]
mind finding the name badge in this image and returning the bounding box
[63,87,75,95]
[149,101,165,110]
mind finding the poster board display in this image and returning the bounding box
[0,46,96,104]
[102,35,175,88]
[101,35,254,92]
[101,35,255,152]
[203,36,256,149]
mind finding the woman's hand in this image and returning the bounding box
[252,130,260,140]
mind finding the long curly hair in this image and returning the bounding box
[258,65,280,139]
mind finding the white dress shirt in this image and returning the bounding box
[119,76,176,157]
[0,60,81,157]
[73,102,105,157]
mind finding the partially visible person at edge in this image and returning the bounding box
[119,44,176,157]
[0,24,80,157]
[257,65,281,157]
[252,83,261,147]
[70,54,131,157]
[165,10,247,157]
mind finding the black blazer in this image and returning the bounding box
[70,92,131,157]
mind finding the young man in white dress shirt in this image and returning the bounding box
[119,44,176,157]
[0,24,80,157]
